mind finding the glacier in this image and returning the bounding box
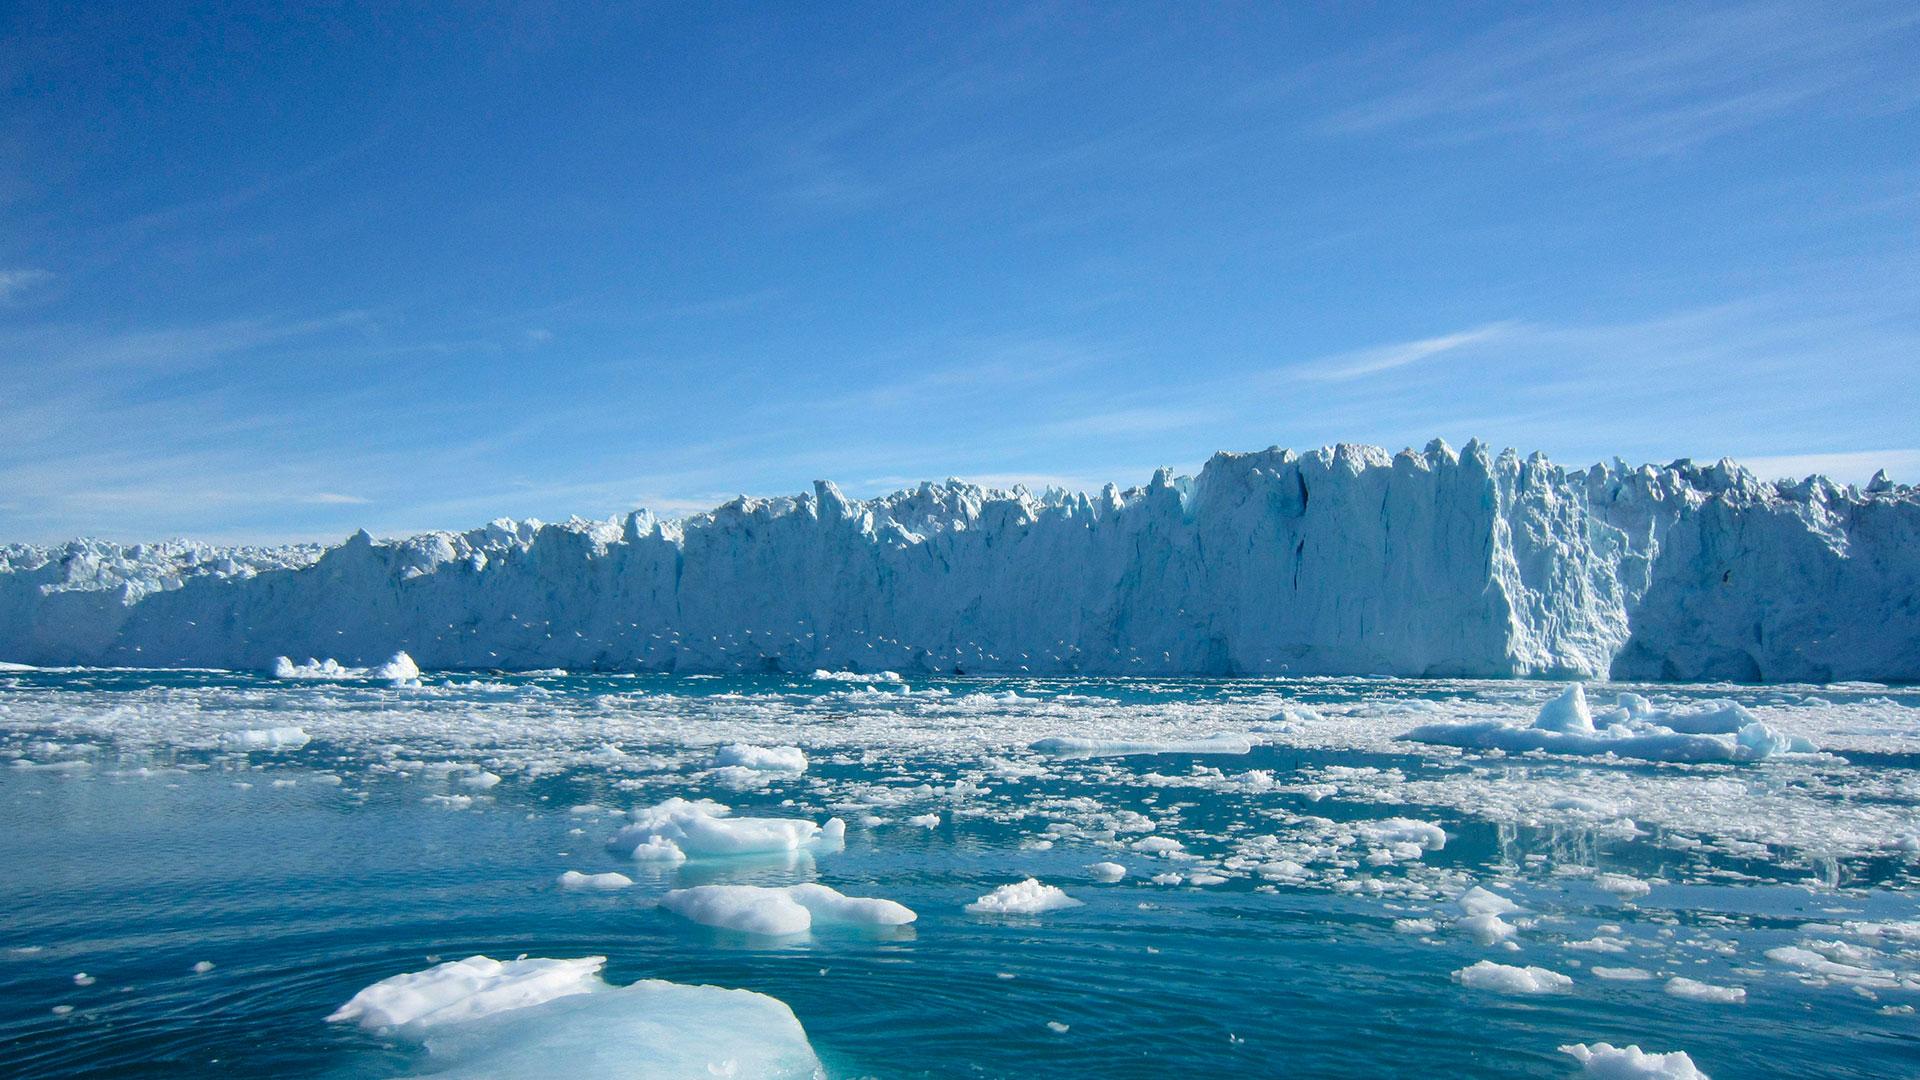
[1,439,1914,682]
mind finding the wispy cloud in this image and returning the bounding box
[1315,2,1920,154]
[1289,324,1517,382]
[0,268,49,301]
[1728,448,1920,484]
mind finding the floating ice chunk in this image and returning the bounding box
[327,955,822,1078]
[812,669,903,684]
[460,771,503,790]
[1393,918,1438,934]
[558,871,634,890]
[626,837,687,862]
[1590,966,1653,981]
[1559,1042,1709,1079]
[1765,940,1907,989]
[966,878,1083,915]
[424,794,473,810]
[1615,693,1655,718]
[1664,977,1744,1004]
[220,726,310,751]
[1458,886,1521,916]
[906,813,940,828]
[712,745,808,773]
[661,883,915,936]
[1027,734,1253,758]
[1406,687,1816,764]
[1358,817,1447,861]
[1452,961,1572,995]
[1130,836,1185,856]
[1535,685,1596,734]
[610,798,844,860]
[328,955,608,1030]
[1595,874,1652,900]
[1461,914,1518,947]
[1088,862,1127,882]
[272,656,357,680]
[374,651,421,684]
[192,960,215,974]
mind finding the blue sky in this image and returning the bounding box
[2,2,1916,542]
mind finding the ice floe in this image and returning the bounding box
[558,870,634,890]
[660,883,915,935]
[609,798,845,862]
[1663,977,1744,1004]
[712,744,808,773]
[1452,961,1572,994]
[219,726,310,751]
[327,955,822,1078]
[1559,1042,1709,1079]
[1406,685,1819,764]
[966,878,1083,915]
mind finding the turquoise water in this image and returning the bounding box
[2,670,1918,1077]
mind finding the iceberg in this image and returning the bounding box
[1405,685,1819,763]
[2,442,1914,682]
[609,798,845,862]
[327,955,822,1079]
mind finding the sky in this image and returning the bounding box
[2,2,1917,543]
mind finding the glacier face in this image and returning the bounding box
[1,440,1914,682]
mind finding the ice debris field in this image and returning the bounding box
[3,664,1920,1077]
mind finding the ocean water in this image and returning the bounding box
[2,668,1918,1077]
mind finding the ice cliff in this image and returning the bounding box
[2,440,1914,681]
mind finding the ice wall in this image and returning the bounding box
[2,440,1914,681]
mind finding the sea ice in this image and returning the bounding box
[1028,734,1254,758]
[1559,1042,1709,1079]
[966,879,1083,915]
[219,726,310,751]
[1406,686,1818,764]
[712,744,808,773]
[558,870,634,890]
[1663,977,1744,1004]
[328,955,607,1029]
[327,955,822,1078]
[1452,961,1572,995]
[609,798,845,861]
[660,883,915,935]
